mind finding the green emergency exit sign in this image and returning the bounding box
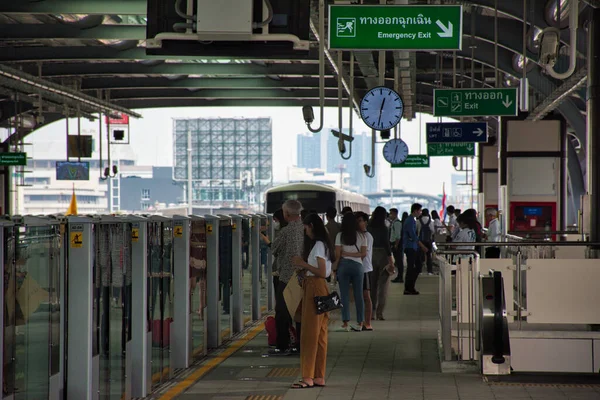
[392,155,430,168]
[0,152,27,166]
[328,5,463,50]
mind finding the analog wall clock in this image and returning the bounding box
[382,138,409,165]
[360,86,404,131]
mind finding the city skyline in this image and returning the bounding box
[17,107,462,197]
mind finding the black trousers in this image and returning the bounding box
[274,279,293,351]
[485,247,501,259]
[404,249,419,292]
[391,244,404,280]
[420,241,433,273]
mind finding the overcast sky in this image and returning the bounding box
[26,107,462,197]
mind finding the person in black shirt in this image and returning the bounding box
[367,207,395,320]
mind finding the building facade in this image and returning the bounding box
[172,117,273,207]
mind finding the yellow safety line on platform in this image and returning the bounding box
[245,395,283,400]
[158,323,265,400]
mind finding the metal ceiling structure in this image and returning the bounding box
[0,0,595,198]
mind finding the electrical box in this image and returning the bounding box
[196,0,253,36]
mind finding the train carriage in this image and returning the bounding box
[264,183,370,215]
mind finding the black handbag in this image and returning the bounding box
[314,291,343,315]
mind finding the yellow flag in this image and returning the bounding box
[66,185,78,216]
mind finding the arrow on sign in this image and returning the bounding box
[502,97,513,108]
[436,20,453,38]
[467,144,474,151]
[474,128,484,137]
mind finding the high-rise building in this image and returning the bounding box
[296,129,377,194]
[297,131,321,169]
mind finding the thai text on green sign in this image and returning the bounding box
[428,143,475,157]
[433,88,518,117]
[392,155,430,168]
[328,5,463,50]
[0,152,27,166]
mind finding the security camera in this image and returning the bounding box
[302,105,314,124]
[538,27,561,68]
[363,164,371,175]
[338,139,346,154]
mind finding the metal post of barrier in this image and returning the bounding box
[172,215,190,369]
[130,217,151,398]
[251,214,261,320]
[0,222,9,398]
[66,217,97,400]
[266,214,275,311]
[205,215,220,348]
[230,215,243,334]
[516,249,522,330]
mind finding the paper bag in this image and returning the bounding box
[283,271,303,319]
[16,273,48,322]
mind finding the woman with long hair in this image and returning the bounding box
[355,211,374,330]
[334,212,367,331]
[291,213,335,389]
[367,206,395,320]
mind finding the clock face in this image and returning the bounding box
[382,138,409,165]
[360,86,404,131]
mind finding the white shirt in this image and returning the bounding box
[487,218,501,242]
[417,216,435,241]
[307,241,332,278]
[454,227,476,250]
[447,215,457,231]
[361,231,374,273]
[335,232,366,264]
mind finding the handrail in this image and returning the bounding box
[491,270,506,364]
[437,241,600,247]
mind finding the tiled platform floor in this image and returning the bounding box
[156,276,600,400]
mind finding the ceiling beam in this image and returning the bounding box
[33,62,326,78]
[0,0,147,15]
[107,88,354,100]
[0,24,146,40]
[79,77,354,91]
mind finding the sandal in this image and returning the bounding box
[362,325,374,331]
[291,380,314,389]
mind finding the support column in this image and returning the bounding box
[172,216,190,369]
[66,217,97,400]
[130,217,150,398]
[266,214,275,311]
[251,215,261,321]
[588,7,600,247]
[230,215,243,334]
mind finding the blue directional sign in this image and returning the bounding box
[426,122,488,143]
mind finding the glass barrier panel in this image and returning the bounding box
[241,219,252,326]
[259,218,269,311]
[13,225,54,399]
[219,221,232,341]
[189,220,206,357]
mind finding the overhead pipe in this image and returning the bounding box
[304,0,326,133]
[365,49,386,179]
[544,0,579,79]
[339,51,354,160]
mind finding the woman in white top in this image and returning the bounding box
[356,212,374,331]
[291,213,335,389]
[333,212,367,332]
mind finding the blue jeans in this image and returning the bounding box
[337,258,364,324]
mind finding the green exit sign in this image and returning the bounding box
[328,5,463,50]
[433,88,518,117]
[392,155,430,168]
[428,143,475,157]
[0,152,27,166]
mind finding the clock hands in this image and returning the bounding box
[394,146,398,161]
[377,98,386,128]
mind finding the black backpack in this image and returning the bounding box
[419,220,433,242]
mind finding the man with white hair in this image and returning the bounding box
[269,199,305,355]
[485,208,501,258]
